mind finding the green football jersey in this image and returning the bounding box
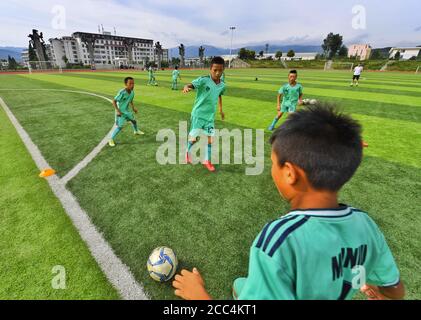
[235,205,400,300]
[279,83,303,109]
[114,89,134,114]
[172,70,180,80]
[191,76,226,122]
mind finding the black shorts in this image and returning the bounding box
[353,75,361,81]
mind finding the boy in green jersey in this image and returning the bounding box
[172,66,181,90]
[108,77,144,147]
[183,56,226,172]
[148,66,158,86]
[172,105,405,300]
[268,70,303,131]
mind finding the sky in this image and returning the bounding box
[1,0,420,49]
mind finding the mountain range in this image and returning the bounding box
[0,47,26,61]
[168,44,323,58]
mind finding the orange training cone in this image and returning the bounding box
[39,168,56,178]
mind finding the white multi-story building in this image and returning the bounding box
[0,59,9,69]
[255,52,318,61]
[21,49,29,65]
[389,47,421,60]
[162,49,169,63]
[49,31,160,68]
[348,44,372,60]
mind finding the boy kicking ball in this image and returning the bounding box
[268,70,303,131]
[173,105,404,300]
[109,77,144,147]
[183,56,226,173]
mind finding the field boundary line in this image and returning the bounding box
[0,89,116,184]
[0,94,148,300]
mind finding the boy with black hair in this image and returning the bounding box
[172,104,404,300]
[183,56,226,172]
[148,66,158,86]
[109,77,144,147]
[268,69,303,131]
[351,64,364,87]
[172,66,181,90]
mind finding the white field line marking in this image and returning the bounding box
[0,89,116,185]
[0,94,148,300]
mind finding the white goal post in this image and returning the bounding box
[27,61,62,74]
[416,66,420,74]
[325,61,354,72]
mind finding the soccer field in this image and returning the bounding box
[0,68,420,300]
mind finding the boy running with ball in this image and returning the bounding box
[183,56,226,172]
[268,70,303,131]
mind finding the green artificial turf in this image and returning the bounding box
[0,103,119,300]
[0,68,420,300]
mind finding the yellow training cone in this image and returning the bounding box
[39,168,56,178]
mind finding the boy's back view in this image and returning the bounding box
[172,105,405,301]
[234,205,400,300]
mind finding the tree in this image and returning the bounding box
[7,55,18,70]
[171,57,181,66]
[179,44,186,68]
[370,50,382,60]
[259,50,264,58]
[62,55,68,64]
[238,48,256,60]
[338,45,348,58]
[28,43,38,61]
[322,33,344,59]
[198,46,205,66]
[287,50,295,58]
[238,48,247,59]
[275,51,283,60]
[394,51,401,61]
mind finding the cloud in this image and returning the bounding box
[1,0,421,48]
[345,33,371,45]
[415,26,421,32]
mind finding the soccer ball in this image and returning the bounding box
[147,247,178,282]
[302,99,310,105]
[309,99,318,105]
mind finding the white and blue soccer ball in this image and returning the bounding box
[147,247,178,282]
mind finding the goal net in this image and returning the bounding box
[27,61,62,74]
[325,61,354,72]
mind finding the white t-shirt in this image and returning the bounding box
[354,66,364,76]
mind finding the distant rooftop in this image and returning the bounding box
[72,32,153,43]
